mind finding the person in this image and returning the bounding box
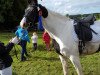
[42,30,51,51]
[15,23,30,61]
[0,36,19,75]
[31,32,38,50]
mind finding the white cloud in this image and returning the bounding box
[38,0,100,15]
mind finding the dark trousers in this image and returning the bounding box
[20,40,27,60]
[33,43,37,50]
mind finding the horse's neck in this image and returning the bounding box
[43,10,74,39]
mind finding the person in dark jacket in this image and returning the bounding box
[0,37,19,75]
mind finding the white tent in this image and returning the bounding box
[38,0,100,15]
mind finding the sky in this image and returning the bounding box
[38,0,100,15]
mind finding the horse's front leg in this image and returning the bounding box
[69,54,83,75]
[59,55,68,75]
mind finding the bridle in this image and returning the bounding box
[24,3,48,30]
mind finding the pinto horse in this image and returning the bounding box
[21,3,100,75]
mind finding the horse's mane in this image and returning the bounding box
[47,9,71,22]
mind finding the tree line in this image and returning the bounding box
[69,13,100,20]
[0,0,100,31]
[0,0,28,30]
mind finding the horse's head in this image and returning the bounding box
[21,3,48,27]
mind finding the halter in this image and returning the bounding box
[24,3,48,31]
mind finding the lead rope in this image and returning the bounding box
[13,45,19,60]
[11,30,20,60]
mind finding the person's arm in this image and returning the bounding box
[0,43,14,55]
[25,29,30,43]
[15,30,19,37]
[5,43,14,53]
[0,43,6,54]
[0,37,19,55]
[5,36,19,53]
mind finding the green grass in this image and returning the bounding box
[0,32,100,75]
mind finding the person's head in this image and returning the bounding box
[33,32,37,35]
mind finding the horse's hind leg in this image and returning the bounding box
[69,55,83,75]
[59,55,68,75]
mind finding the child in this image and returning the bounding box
[42,30,51,51]
[15,24,30,61]
[31,32,38,50]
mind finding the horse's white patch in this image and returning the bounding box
[20,17,26,28]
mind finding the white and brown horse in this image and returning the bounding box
[20,3,100,75]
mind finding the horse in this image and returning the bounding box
[20,3,100,75]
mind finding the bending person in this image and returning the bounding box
[0,37,19,75]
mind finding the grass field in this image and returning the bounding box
[0,32,100,75]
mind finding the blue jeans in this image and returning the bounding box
[20,40,27,60]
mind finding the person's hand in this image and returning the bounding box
[10,36,20,44]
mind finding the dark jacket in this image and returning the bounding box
[0,41,14,70]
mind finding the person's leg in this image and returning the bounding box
[46,42,50,51]
[35,43,37,50]
[34,43,37,50]
[45,42,48,50]
[0,66,12,75]
[20,40,26,61]
[32,43,34,50]
[23,41,28,56]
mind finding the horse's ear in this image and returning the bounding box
[28,0,38,5]
[39,4,48,18]
[28,0,32,4]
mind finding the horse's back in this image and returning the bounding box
[93,20,100,25]
[90,20,100,43]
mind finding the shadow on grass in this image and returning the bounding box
[37,44,46,51]
[37,44,55,52]
[12,72,18,75]
[34,56,60,61]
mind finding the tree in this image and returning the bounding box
[0,0,13,23]
[0,0,28,30]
